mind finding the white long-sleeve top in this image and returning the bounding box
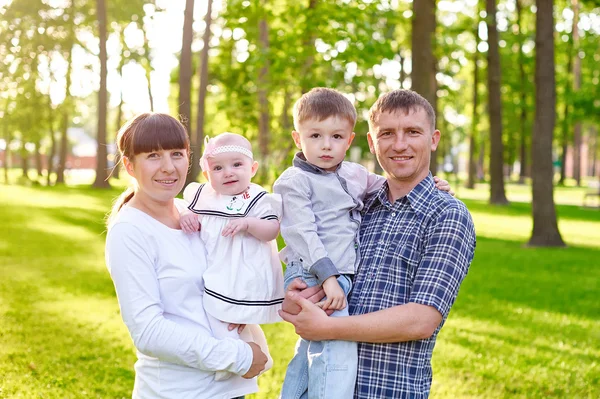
[105,200,257,399]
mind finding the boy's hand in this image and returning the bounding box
[180,211,200,234]
[222,218,250,237]
[317,276,347,311]
[433,176,455,197]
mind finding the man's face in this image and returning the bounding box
[367,108,440,187]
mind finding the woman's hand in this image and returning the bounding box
[433,176,455,197]
[241,342,267,379]
[180,211,200,233]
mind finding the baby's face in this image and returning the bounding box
[292,116,355,171]
[204,151,257,196]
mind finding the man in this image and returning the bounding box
[279,89,476,398]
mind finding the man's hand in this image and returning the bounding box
[433,176,455,197]
[279,292,333,341]
[319,276,346,311]
[180,211,200,234]
[222,218,250,237]
[241,342,267,379]
[281,278,328,315]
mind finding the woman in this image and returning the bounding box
[105,113,266,399]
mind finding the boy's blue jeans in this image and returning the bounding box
[281,262,357,399]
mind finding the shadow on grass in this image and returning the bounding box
[2,201,115,300]
[0,276,134,398]
[462,198,600,223]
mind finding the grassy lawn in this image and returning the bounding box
[0,182,599,398]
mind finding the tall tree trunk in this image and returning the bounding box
[34,141,43,177]
[143,26,154,111]
[528,0,565,247]
[178,0,195,139]
[93,0,110,188]
[516,0,529,183]
[300,0,318,94]
[20,142,30,180]
[399,51,407,88]
[56,50,73,184]
[187,0,213,187]
[590,127,598,177]
[257,5,270,160]
[486,0,509,204]
[47,110,56,186]
[111,32,126,181]
[571,0,582,185]
[467,20,480,189]
[412,0,437,174]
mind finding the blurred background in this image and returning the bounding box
[0,0,599,398]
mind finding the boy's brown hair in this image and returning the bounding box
[368,89,436,132]
[293,88,357,131]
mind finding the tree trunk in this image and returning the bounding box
[528,0,565,247]
[571,0,582,185]
[467,19,480,189]
[300,0,318,94]
[143,26,154,112]
[411,0,437,174]
[111,32,126,181]
[590,127,598,177]
[516,0,528,184]
[257,6,270,161]
[178,0,195,138]
[34,141,43,177]
[93,0,110,188]
[399,51,406,88]
[187,0,213,187]
[486,0,509,204]
[56,48,73,184]
[20,142,30,181]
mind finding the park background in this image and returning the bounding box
[1,0,599,397]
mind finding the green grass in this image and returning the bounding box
[1,182,599,398]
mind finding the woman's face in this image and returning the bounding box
[124,148,189,204]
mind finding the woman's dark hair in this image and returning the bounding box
[107,113,190,225]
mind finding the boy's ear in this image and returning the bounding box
[122,156,135,177]
[291,131,302,149]
[347,132,356,148]
[251,160,259,177]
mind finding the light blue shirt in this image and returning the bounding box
[273,152,384,284]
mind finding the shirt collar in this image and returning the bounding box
[292,152,341,174]
[364,173,436,216]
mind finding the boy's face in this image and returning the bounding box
[202,151,258,196]
[292,116,356,172]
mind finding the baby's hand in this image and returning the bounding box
[317,276,347,311]
[180,210,200,234]
[433,176,455,197]
[222,218,250,237]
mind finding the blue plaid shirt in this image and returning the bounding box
[348,174,476,398]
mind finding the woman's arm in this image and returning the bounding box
[106,223,255,375]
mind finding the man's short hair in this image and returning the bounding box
[293,88,357,131]
[368,90,436,131]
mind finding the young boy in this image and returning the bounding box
[274,88,451,398]
[273,88,377,399]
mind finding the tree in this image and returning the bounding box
[528,0,565,247]
[187,0,214,187]
[486,0,509,204]
[516,0,530,184]
[93,0,110,188]
[411,0,437,173]
[178,0,195,142]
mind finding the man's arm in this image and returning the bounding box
[280,295,441,342]
[280,205,476,343]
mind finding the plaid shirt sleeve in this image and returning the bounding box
[409,205,476,318]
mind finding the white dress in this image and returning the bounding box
[183,182,285,324]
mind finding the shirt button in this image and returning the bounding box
[378,239,385,245]
[354,243,358,249]
[392,212,397,217]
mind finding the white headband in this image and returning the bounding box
[200,144,254,171]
